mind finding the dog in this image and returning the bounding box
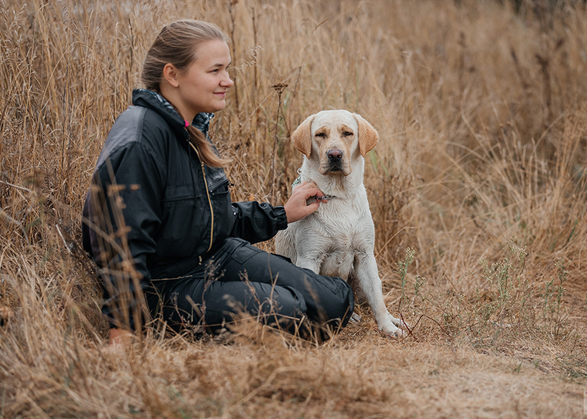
[275,110,407,337]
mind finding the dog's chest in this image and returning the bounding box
[308,199,373,278]
[310,197,366,235]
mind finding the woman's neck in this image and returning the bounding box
[158,85,195,123]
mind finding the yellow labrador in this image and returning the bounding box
[276,110,406,337]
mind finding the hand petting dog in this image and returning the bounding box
[283,181,327,223]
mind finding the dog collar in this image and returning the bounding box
[314,194,336,201]
[293,174,337,201]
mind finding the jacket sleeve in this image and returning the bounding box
[229,202,288,244]
[86,140,166,331]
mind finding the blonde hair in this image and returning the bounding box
[142,20,231,167]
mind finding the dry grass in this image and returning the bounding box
[1,0,587,417]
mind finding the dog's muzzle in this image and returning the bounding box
[327,148,343,172]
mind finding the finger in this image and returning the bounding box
[304,190,323,199]
[298,185,323,197]
[293,189,319,201]
[299,182,319,193]
[297,184,315,194]
[295,181,324,195]
[305,201,320,214]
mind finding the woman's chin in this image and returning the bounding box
[213,101,227,112]
[201,103,226,114]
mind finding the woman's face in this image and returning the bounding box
[175,39,233,119]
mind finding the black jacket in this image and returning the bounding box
[82,89,288,328]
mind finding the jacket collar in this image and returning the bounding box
[193,112,214,136]
[131,89,214,136]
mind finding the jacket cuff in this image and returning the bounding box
[274,205,288,231]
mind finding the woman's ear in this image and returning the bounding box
[354,113,379,157]
[291,115,315,159]
[163,63,180,88]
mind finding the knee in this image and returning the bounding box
[326,276,355,327]
[256,285,308,321]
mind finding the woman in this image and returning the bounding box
[82,19,354,342]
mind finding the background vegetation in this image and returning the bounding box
[1,0,586,417]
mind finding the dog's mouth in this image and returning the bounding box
[321,163,351,176]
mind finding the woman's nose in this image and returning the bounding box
[221,74,234,88]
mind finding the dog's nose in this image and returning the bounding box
[327,148,343,162]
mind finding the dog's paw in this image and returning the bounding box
[380,327,405,339]
[389,313,409,329]
[376,313,407,338]
[378,320,406,338]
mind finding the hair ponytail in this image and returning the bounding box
[142,19,231,168]
[186,124,231,168]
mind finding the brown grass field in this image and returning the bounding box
[1,0,587,417]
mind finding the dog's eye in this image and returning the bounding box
[342,131,354,137]
[315,133,327,138]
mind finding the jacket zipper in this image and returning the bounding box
[187,141,214,254]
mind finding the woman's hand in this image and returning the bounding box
[109,328,133,346]
[284,181,327,223]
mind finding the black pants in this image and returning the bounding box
[146,238,354,338]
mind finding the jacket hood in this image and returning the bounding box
[131,89,214,137]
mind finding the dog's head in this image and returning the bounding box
[291,110,378,176]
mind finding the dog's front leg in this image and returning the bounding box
[355,253,405,338]
[294,257,322,274]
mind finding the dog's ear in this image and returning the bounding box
[291,115,315,158]
[354,114,379,157]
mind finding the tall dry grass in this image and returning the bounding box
[1,0,587,417]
